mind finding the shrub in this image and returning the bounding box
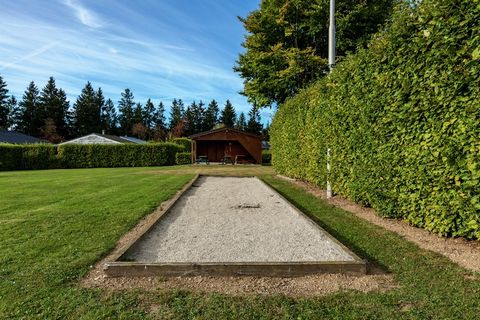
[262,150,271,164]
[57,143,182,168]
[271,0,480,239]
[175,152,192,165]
[170,138,192,151]
[0,144,57,171]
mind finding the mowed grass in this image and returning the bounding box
[1,166,479,319]
[0,167,193,318]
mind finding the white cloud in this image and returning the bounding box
[63,0,102,28]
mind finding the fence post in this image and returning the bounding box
[327,148,332,199]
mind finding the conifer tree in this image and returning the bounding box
[235,112,247,131]
[18,81,40,135]
[118,88,135,135]
[38,77,69,139]
[220,100,236,128]
[73,82,102,135]
[133,102,144,125]
[7,96,18,129]
[101,98,117,134]
[246,105,263,135]
[169,98,184,130]
[0,76,10,128]
[153,102,167,141]
[203,99,219,131]
[143,99,156,130]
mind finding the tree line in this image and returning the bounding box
[0,75,268,143]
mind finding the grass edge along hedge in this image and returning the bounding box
[270,0,480,239]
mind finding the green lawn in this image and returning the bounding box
[0,167,479,319]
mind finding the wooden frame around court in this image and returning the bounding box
[103,175,366,277]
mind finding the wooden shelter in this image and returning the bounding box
[189,128,262,164]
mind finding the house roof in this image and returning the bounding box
[120,136,147,144]
[59,133,144,145]
[189,127,261,140]
[0,130,50,144]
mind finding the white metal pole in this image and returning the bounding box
[328,0,336,70]
[327,0,335,199]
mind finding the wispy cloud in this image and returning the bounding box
[0,41,59,71]
[63,0,102,28]
[0,0,261,118]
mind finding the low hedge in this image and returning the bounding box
[271,0,480,239]
[57,143,182,168]
[175,152,192,165]
[0,144,57,170]
[170,138,191,151]
[262,150,271,164]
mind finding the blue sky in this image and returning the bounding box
[0,0,273,123]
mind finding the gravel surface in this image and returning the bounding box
[123,176,356,263]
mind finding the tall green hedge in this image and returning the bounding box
[58,143,182,168]
[169,138,192,152]
[0,144,57,171]
[271,0,480,239]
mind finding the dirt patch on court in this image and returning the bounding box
[81,266,395,297]
[279,176,480,273]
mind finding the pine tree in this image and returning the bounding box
[0,76,10,128]
[235,112,247,131]
[7,96,18,129]
[73,82,102,135]
[133,102,144,125]
[18,81,40,135]
[101,98,117,134]
[153,102,167,141]
[184,103,194,136]
[118,88,135,135]
[38,77,69,139]
[220,100,236,128]
[203,99,219,131]
[262,122,270,141]
[143,99,156,130]
[169,98,184,130]
[246,106,263,135]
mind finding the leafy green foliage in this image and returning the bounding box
[262,150,271,164]
[0,144,57,170]
[235,0,396,107]
[170,137,192,151]
[57,143,182,168]
[176,152,192,165]
[271,0,480,239]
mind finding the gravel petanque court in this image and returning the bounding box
[121,176,360,267]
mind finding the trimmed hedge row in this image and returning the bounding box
[175,152,192,165]
[0,143,183,170]
[0,144,57,170]
[58,143,182,168]
[271,0,480,239]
